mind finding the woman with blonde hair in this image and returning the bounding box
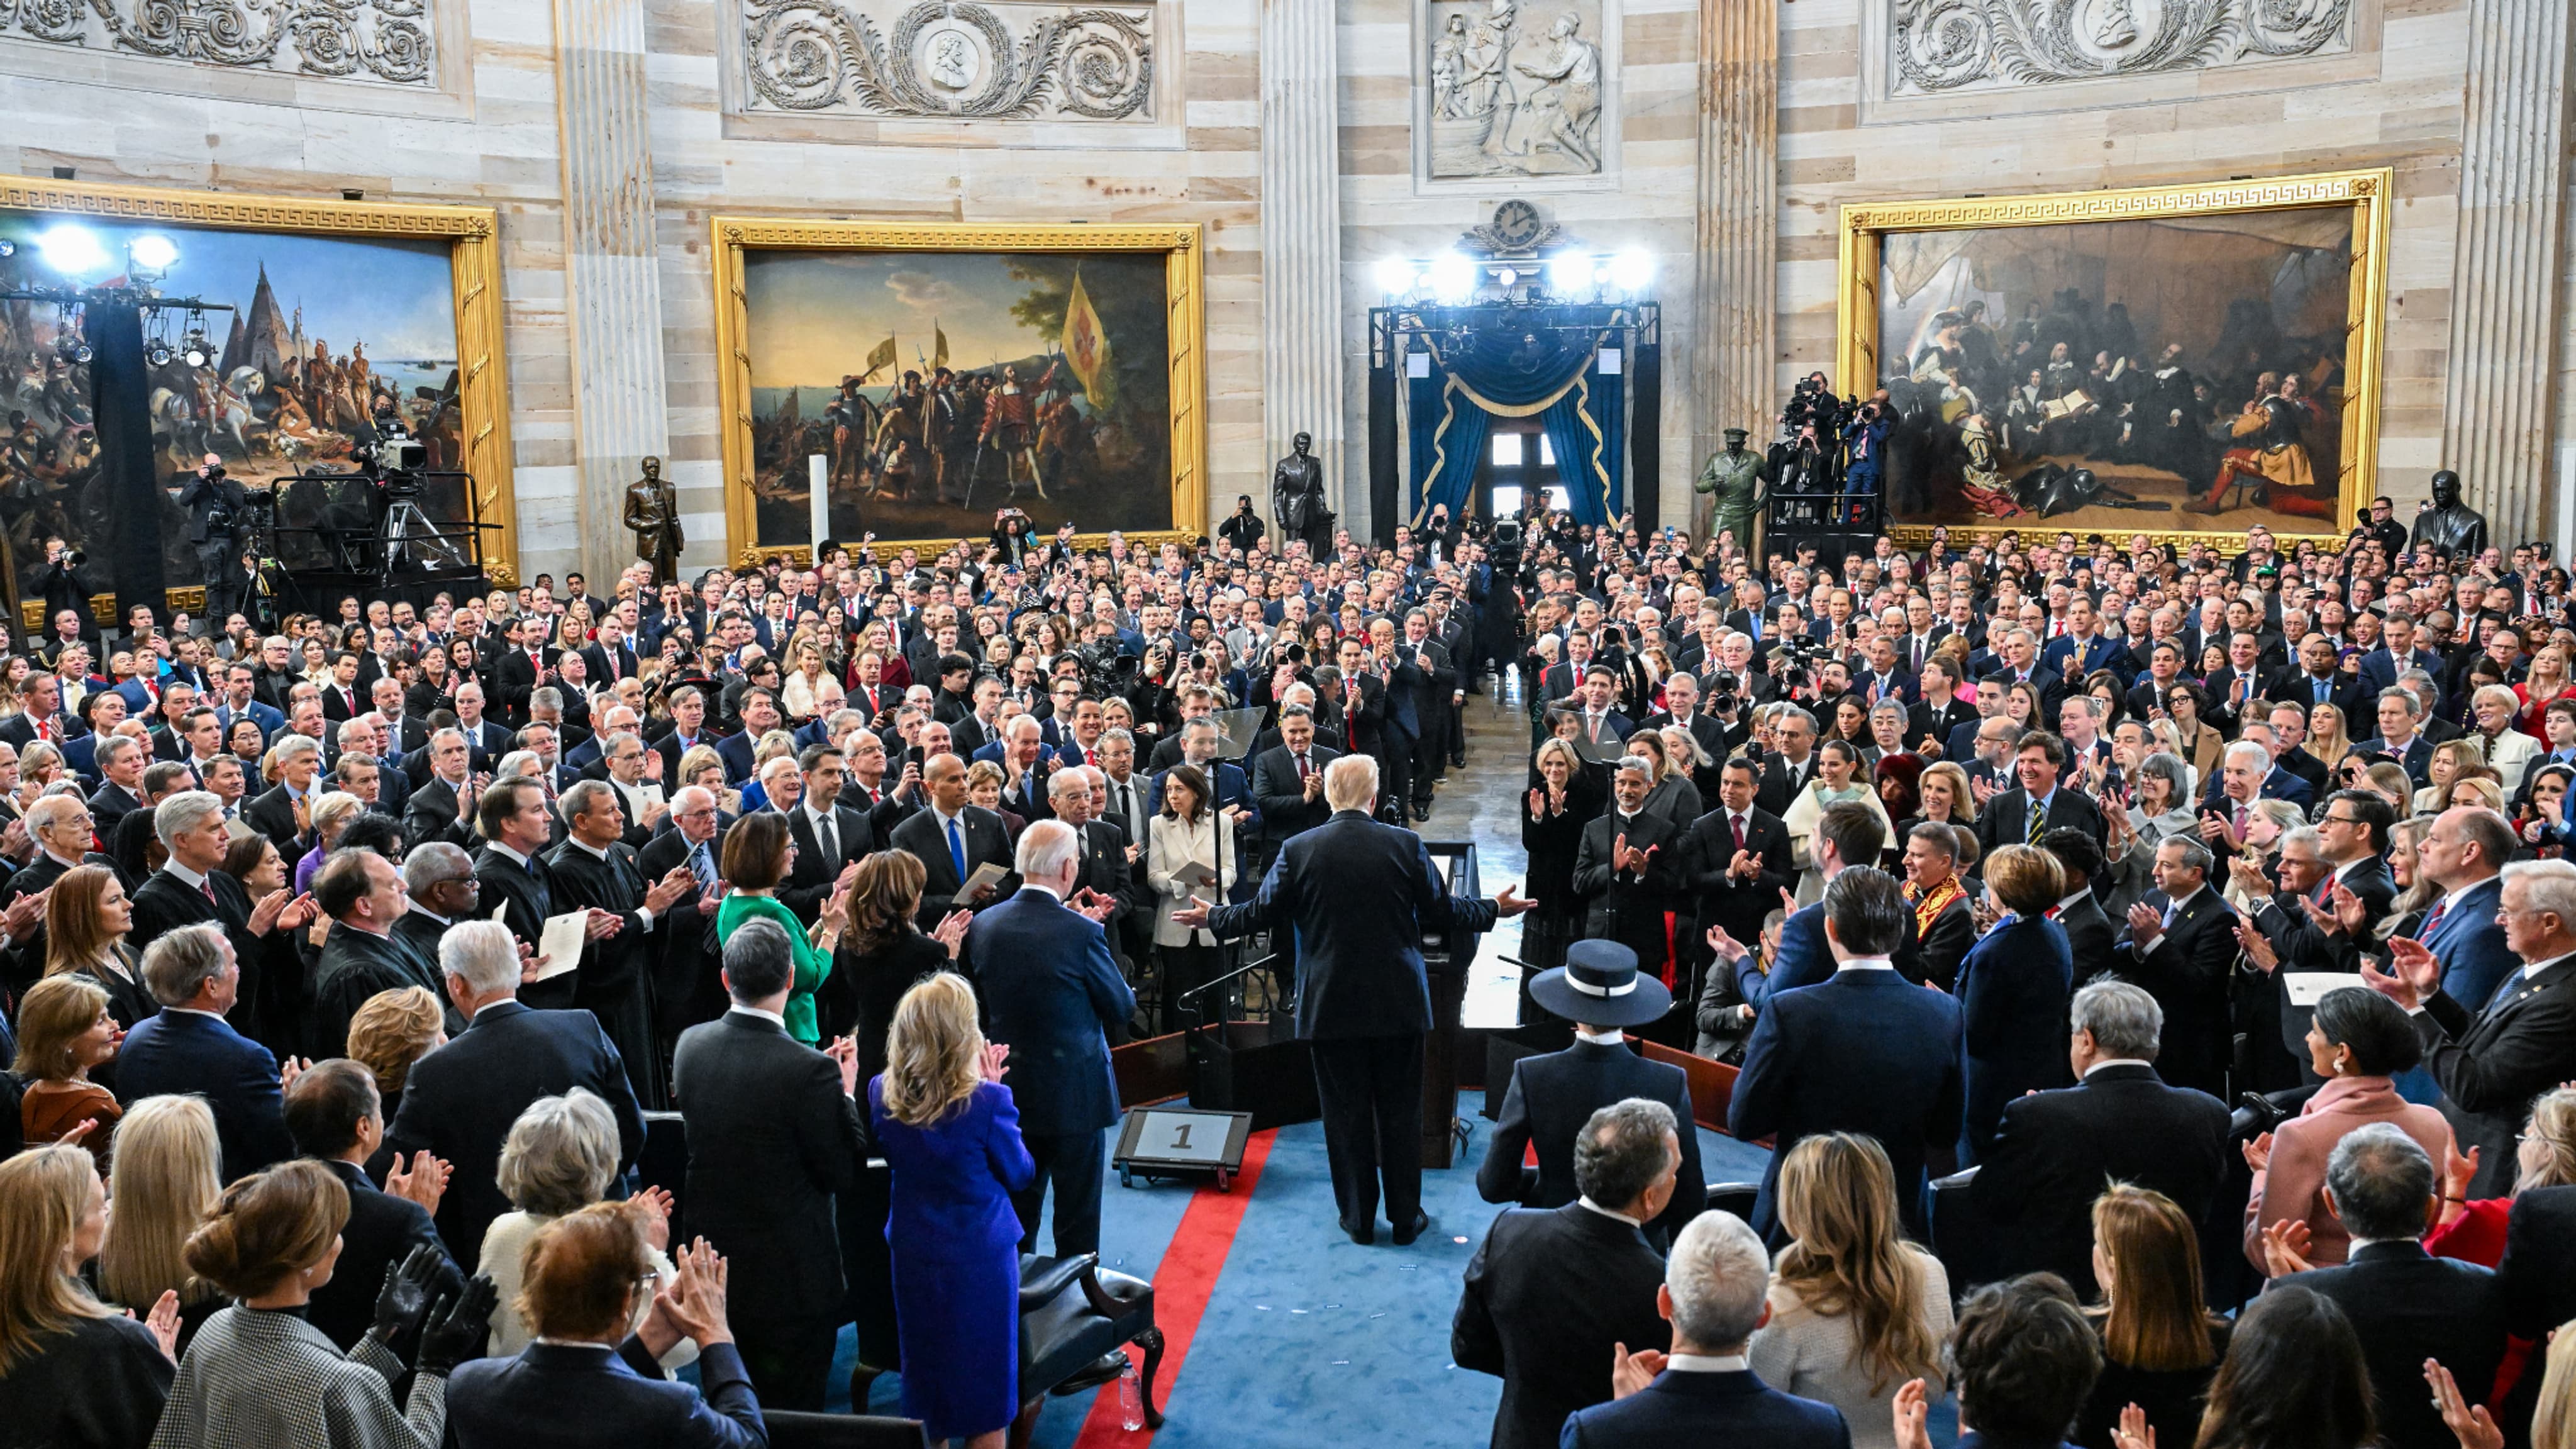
[677,744,738,816]
[869,971,1035,1449]
[2416,739,2493,814]
[781,635,835,724]
[1957,844,2075,1160]
[963,758,1024,842]
[1751,1133,1950,1449]
[97,1094,226,1357]
[2079,1184,2228,1449]
[2305,702,2355,775]
[152,1158,493,1449]
[2424,1084,2576,1267]
[1912,760,1979,829]
[1521,735,1600,976]
[14,738,64,810]
[44,863,152,1034]
[13,974,123,1169]
[2446,775,2508,814]
[345,986,448,1126]
[0,1145,177,1446]
[293,791,367,896]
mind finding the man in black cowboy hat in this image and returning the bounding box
[1474,940,1706,1248]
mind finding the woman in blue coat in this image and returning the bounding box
[867,970,1036,1448]
[1955,843,2076,1164]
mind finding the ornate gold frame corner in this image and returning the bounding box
[1836,167,2393,551]
[708,217,1208,563]
[0,176,518,598]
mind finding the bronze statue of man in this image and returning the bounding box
[1272,431,1333,559]
[2407,469,2489,562]
[1694,426,1765,553]
[624,455,684,582]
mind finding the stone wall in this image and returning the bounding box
[1776,0,2474,514]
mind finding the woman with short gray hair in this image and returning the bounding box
[474,1089,691,1368]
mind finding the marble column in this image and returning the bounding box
[1260,0,1346,535]
[1690,0,1778,539]
[2440,0,2575,543]
[553,0,672,579]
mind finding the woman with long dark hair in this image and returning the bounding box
[2138,1284,2372,1449]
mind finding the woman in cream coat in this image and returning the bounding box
[1145,764,1237,1034]
[1782,738,1895,903]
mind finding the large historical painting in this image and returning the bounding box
[0,211,475,604]
[714,220,1206,558]
[1423,0,1610,180]
[1844,172,2389,540]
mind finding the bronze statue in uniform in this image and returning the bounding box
[624,455,684,582]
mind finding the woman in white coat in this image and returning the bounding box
[1146,763,1236,1035]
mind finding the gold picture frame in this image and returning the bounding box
[1836,167,2393,550]
[708,217,1208,564]
[0,175,518,621]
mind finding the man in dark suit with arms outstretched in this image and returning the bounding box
[1177,753,1532,1245]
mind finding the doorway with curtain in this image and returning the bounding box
[1479,418,1572,523]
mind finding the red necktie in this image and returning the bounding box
[1732,813,1746,852]
[200,879,217,906]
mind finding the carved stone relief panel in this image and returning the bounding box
[1420,0,1616,184]
[1888,0,2353,97]
[738,0,1153,121]
[0,0,436,86]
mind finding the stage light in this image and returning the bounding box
[183,346,208,369]
[1374,258,1418,297]
[0,240,14,258]
[145,343,172,367]
[1608,250,1654,294]
[35,225,109,279]
[127,233,179,271]
[1545,252,1594,295]
[1494,267,1518,287]
[1428,251,1477,303]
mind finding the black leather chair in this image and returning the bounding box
[763,1409,932,1448]
[1013,1252,1162,1445]
[1706,1182,1760,1221]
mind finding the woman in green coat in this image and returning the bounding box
[713,809,848,1044]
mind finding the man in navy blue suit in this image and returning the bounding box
[1179,754,1531,1245]
[116,922,297,1182]
[384,919,647,1266]
[2038,595,2123,684]
[970,818,1136,1258]
[1557,1210,1850,1449]
[1727,801,1887,1009]
[2407,807,2521,1013]
[1718,866,1963,1239]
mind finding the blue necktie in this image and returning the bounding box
[2314,679,2328,705]
[947,817,967,883]
[690,840,716,894]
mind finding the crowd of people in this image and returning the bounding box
[1469,504,2576,1449]
[0,480,2572,1449]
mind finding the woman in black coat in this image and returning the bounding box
[1520,736,1605,989]
[833,851,969,1389]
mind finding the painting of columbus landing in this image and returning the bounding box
[0,217,463,594]
[1872,206,2367,537]
[741,248,1175,547]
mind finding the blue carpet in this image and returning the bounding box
[826,1094,1955,1447]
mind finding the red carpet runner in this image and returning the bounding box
[1069,1128,1278,1446]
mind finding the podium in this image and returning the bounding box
[1173,840,1488,1170]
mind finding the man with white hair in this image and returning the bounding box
[967,818,1133,1258]
[384,919,647,1264]
[1176,753,1533,1245]
[1555,1209,1848,1448]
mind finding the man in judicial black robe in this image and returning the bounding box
[473,777,605,1013]
[307,849,446,1059]
[548,779,697,1109]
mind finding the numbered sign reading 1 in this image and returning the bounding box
[1136,1111,1228,1163]
[1113,1106,1254,1191]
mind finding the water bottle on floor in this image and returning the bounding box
[1118,1355,1144,1431]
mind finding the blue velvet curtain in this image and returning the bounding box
[1406,328,1619,527]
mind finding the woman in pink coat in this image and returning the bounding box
[2243,986,2457,1272]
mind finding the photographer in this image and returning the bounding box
[180,457,252,628]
